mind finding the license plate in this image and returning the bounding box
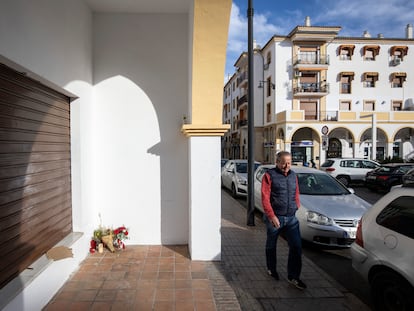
[344,228,356,239]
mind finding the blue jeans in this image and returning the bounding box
[264,214,302,280]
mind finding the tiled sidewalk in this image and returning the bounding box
[44,190,369,310]
[44,245,229,311]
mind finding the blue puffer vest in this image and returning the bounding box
[267,167,298,216]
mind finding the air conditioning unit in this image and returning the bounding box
[393,58,401,65]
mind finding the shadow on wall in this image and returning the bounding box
[91,11,190,245]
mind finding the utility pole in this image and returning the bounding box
[247,0,255,226]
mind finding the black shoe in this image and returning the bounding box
[288,278,307,290]
[267,270,279,280]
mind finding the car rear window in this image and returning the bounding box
[321,160,334,167]
[376,196,414,239]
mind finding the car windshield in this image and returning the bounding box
[297,173,350,195]
[236,162,260,173]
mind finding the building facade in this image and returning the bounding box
[223,17,414,167]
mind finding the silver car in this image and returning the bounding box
[222,159,260,198]
[254,165,372,247]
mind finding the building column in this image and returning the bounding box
[387,141,394,159]
[182,0,231,260]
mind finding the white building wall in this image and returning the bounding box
[92,13,189,245]
[275,40,294,115]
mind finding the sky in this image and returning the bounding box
[225,0,414,79]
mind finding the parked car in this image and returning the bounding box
[221,158,229,168]
[351,187,414,310]
[320,158,380,187]
[365,163,414,192]
[254,165,371,247]
[221,159,260,198]
[402,167,414,187]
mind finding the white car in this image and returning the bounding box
[320,158,380,187]
[254,165,371,247]
[351,187,414,310]
[221,159,260,198]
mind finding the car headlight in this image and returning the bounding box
[306,211,333,226]
[237,177,247,185]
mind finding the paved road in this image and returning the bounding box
[230,184,384,310]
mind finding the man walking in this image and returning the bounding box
[261,151,306,290]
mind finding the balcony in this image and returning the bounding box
[237,94,247,108]
[276,110,414,123]
[237,71,248,86]
[238,119,248,127]
[293,82,329,97]
[293,54,329,68]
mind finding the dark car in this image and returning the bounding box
[402,168,414,187]
[365,163,414,192]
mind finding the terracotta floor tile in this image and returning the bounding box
[193,289,213,301]
[141,271,158,279]
[75,289,98,301]
[68,301,92,311]
[175,272,191,279]
[191,271,208,279]
[105,271,127,280]
[63,281,84,291]
[153,301,174,311]
[155,289,175,301]
[159,263,174,271]
[115,289,137,301]
[111,301,134,311]
[195,300,216,311]
[143,264,159,272]
[137,280,157,289]
[43,300,68,311]
[53,289,78,301]
[95,289,117,301]
[111,263,130,272]
[175,263,191,271]
[157,280,175,289]
[190,262,206,272]
[136,288,155,301]
[158,272,174,280]
[175,279,192,289]
[102,280,122,290]
[90,301,112,311]
[133,299,154,311]
[175,289,193,300]
[175,300,196,311]
[83,280,104,290]
[159,257,174,264]
[191,279,211,289]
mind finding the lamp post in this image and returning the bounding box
[247,0,255,226]
[361,114,377,161]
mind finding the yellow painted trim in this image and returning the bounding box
[393,111,414,120]
[181,124,230,137]
[187,0,232,137]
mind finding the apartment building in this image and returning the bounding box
[223,17,414,167]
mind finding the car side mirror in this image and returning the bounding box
[348,188,355,194]
[227,168,234,173]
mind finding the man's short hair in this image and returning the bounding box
[276,151,291,163]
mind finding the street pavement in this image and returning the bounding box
[216,190,371,310]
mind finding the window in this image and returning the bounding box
[390,46,408,61]
[340,72,354,93]
[266,103,271,122]
[363,45,380,61]
[232,99,235,109]
[363,72,378,88]
[392,100,403,111]
[266,77,272,97]
[338,45,355,60]
[391,72,406,88]
[364,100,375,111]
[266,51,271,65]
[376,196,414,239]
[300,101,318,120]
[340,101,351,111]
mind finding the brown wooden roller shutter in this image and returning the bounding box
[0,64,72,289]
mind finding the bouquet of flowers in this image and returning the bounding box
[90,225,129,253]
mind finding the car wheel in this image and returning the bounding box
[371,270,414,311]
[337,175,350,187]
[231,183,238,198]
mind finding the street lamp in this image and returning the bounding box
[360,114,377,161]
[258,80,275,90]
